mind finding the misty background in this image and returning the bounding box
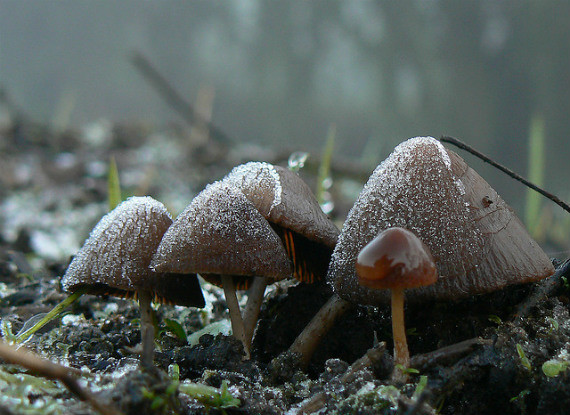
[2,0,570,216]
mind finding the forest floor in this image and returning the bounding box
[1,118,570,415]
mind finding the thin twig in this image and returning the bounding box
[0,341,123,415]
[409,337,488,372]
[129,51,232,144]
[439,135,570,214]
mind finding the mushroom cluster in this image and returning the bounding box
[58,136,555,381]
[151,161,339,356]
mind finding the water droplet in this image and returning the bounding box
[288,151,309,172]
[320,191,334,214]
[321,176,333,190]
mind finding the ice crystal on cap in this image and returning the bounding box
[151,181,292,285]
[329,136,554,305]
[62,196,205,307]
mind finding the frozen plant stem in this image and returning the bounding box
[221,275,249,358]
[138,289,155,369]
[289,294,352,369]
[0,341,123,415]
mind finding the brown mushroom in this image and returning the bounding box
[221,162,339,341]
[290,136,554,369]
[62,196,205,368]
[355,227,438,382]
[330,136,554,305]
[151,181,292,356]
[224,161,339,283]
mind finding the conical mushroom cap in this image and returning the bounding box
[329,136,555,305]
[223,161,339,248]
[223,161,339,283]
[151,181,292,287]
[62,196,205,307]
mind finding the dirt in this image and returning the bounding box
[1,118,570,414]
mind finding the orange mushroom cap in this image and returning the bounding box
[356,227,438,290]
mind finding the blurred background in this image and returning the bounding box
[1,0,570,257]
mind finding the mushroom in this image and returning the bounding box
[62,196,205,369]
[151,162,339,355]
[355,227,438,382]
[221,162,339,340]
[330,136,554,305]
[290,136,554,369]
[151,181,292,356]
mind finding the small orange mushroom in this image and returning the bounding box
[356,227,437,382]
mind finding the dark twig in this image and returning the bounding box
[439,135,570,214]
[130,51,232,145]
[409,337,488,372]
[0,341,123,415]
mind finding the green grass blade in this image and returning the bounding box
[15,289,86,343]
[107,156,122,211]
[525,114,545,238]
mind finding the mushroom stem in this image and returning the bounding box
[242,277,268,351]
[390,287,409,382]
[138,289,155,369]
[289,294,353,369]
[221,275,249,358]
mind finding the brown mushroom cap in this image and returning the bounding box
[329,136,555,305]
[356,227,438,290]
[223,161,339,282]
[151,181,292,289]
[224,162,339,247]
[62,196,205,308]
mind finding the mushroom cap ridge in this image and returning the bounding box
[329,136,555,305]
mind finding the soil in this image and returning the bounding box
[1,118,570,414]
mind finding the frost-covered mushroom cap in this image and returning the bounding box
[329,136,555,304]
[223,162,339,248]
[151,181,292,287]
[62,196,205,307]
